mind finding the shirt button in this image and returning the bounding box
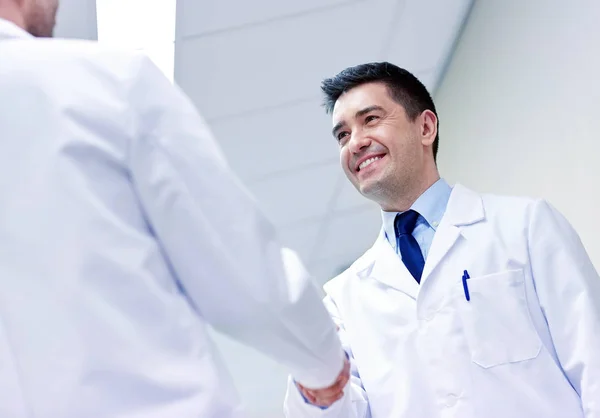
[432,221,439,227]
[445,394,459,407]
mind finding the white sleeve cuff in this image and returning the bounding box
[289,344,346,389]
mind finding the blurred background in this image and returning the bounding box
[54,0,600,416]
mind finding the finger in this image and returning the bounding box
[305,386,344,397]
[305,386,345,404]
[336,358,351,386]
[327,370,350,394]
[324,363,351,392]
[299,387,318,404]
[341,378,349,389]
[306,384,343,399]
[306,373,349,399]
[313,390,345,407]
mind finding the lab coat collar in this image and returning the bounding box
[421,183,484,280]
[442,183,485,227]
[0,17,32,40]
[355,184,484,297]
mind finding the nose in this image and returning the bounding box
[348,131,371,154]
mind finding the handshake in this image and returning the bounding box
[296,355,351,408]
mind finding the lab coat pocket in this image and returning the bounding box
[459,269,541,368]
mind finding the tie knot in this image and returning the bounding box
[394,209,420,236]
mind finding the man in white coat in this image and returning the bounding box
[284,61,600,417]
[0,0,350,416]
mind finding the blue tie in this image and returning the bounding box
[394,210,425,283]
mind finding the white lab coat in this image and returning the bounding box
[284,184,600,417]
[0,19,344,418]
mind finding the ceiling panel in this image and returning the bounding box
[309,257,352,285]
[175,0,397,120]
[278,221,323,261]
[312,206,382,262]
[209,99,338,181]
[246,163,340,227]
[177,0,361,37]
[413,68,437,92]
[386,0,473,77]
[332,171,381,213]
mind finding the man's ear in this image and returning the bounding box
[420,110,438,146]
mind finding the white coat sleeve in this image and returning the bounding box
[125,55,345,389]
[284,295,371,418]
[528,199,600,417]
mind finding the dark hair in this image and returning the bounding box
[321,62,439,161]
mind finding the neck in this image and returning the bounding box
[380,168,440,212]
[0,3,25,30]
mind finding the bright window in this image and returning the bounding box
[96,0,176,81]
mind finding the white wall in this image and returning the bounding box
[435,0,600,267]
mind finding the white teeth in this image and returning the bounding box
[358,156,382,170]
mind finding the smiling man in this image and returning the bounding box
[283,62,600,417]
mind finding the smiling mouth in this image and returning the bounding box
[357,156,383,172]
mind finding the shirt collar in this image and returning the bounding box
[0,17,32,40]
[381,178,452,241]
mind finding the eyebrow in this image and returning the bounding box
[331,105,385,137]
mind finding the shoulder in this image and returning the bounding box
[454,184,540,222]
[479,191,561,228]
[456,184,567,233]
[482,192,537,221]
[1,38,153,83]
[480,191,537,210]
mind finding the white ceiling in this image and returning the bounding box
[175,0,474,284]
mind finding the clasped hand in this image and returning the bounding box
[297,356,351,408]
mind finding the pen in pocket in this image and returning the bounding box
[462,270,470,301]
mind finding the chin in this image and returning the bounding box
[358,175,395,204]
[358,180,379,198]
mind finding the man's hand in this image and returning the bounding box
[297,356,351,408]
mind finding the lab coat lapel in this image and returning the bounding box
[421,184,485,281]
[358,230,419,299]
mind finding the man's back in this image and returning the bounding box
[0,24,345,417]
[0,32,247,418]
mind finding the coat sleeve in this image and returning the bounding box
[125,55,345,389]
[284,294,371,417]
[528,199,600,417]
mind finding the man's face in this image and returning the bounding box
[23,0,59,37]
[331,82,427,207]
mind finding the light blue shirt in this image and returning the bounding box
[381,178,452,261]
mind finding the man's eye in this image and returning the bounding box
[365,115,378,123]
[337,132,349,141]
